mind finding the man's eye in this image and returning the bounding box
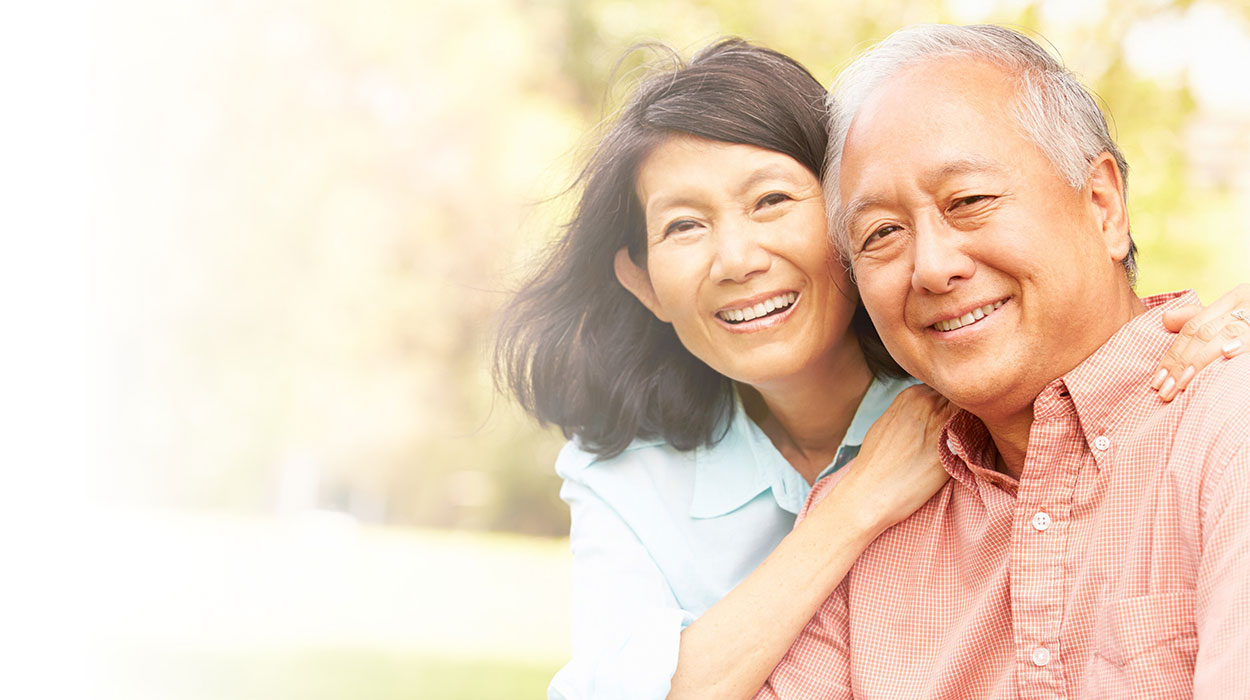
[757,193,792,209]
[951,195,992,210]
[862,224,901,249]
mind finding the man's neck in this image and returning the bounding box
[977,291,1148,480]
[982,408,1035,480]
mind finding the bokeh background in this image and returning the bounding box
[35,0,1250,697]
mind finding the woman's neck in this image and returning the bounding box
[740,344,874,485]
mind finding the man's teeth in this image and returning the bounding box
[718,292,797,323]
[934,300,1006,332]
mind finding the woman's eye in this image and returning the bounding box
[756,192,792,209]
[664,219,700,236]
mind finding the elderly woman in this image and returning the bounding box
[495,38,1248,700]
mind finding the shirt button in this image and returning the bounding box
[946,437,957,452]
[1031,511,1051,532]
[1093,435,1111,451]
[1032,646,1051,667]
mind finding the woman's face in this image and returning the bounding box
[616,134,862,389]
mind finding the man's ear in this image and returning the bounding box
[613,247,670,323]
[1087,152,1131,263]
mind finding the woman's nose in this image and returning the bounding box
[709,220,771,283]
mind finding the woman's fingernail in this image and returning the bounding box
[1223,339,1243,357]
[1178,365,1195,386]
[1160,376,1176,397]
[1150,368,1168,390]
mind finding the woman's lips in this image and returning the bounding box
[716,291,797,324]
[715,292,800,332]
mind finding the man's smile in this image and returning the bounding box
[929,297,1010,333]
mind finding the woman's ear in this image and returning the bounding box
[614,247,670,322]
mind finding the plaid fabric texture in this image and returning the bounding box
[758,291,1250,700]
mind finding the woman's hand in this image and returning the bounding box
[822,384,957,535]
[666,384,955,700]
[1153,284,1250,401]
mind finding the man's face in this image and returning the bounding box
[839,56,1135,420]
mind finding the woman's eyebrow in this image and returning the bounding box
[736,165,801,195]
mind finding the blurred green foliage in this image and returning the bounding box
[109,650,555,700]
[91,0,1250,537]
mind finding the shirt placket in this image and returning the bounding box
[1011,388,1081,700]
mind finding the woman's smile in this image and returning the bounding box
[715,291,800,332]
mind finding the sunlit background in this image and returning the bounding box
[12,0,1248,697]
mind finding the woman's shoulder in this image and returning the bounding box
[554,434,681,483]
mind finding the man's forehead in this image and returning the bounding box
[840,59,1022,181]
[869,54,1014,103]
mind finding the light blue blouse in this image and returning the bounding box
[548,375,914,700]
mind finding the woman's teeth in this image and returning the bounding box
[934,299,1006,332]
[718,292,797,323]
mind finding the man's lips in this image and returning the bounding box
[929,297,1010,332]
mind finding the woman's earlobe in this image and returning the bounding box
[614,247,670,322]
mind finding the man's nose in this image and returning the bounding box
[911,217,975,294]
[709,219,771,283]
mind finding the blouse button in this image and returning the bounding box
[1031,646,1051,667]
[1031,511,1051,532]
[1093,435,1111,451]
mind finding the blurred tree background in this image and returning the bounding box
[91,0,1250,538]
[77,0,1249,697]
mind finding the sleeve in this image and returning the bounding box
[750,469,855,699]
[753,581,854,700]
[548,467,695,700]
[1194,443,1250,698]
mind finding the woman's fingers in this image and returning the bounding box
[1154,284,1250,401]
[1161,306,1201,333]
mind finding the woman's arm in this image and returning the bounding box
[1154,283,1250,401]
[665,386,954,700]
[550,475,693,700]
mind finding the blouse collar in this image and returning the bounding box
[688,375,915,518]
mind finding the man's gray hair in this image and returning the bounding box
[826,24,1136,280]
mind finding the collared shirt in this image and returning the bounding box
[758,291,1250,700]
[549,375,915,700]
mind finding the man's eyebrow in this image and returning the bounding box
[931,156,1007,180]
[839,195,888,237]
[839,157,1009,235]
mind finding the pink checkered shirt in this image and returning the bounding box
[758,291,1250,700]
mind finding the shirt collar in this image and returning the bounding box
[689,375,914,519]
[939,290,1197,491]
[1058,289,1197,465]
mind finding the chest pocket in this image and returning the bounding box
[1088,590,1198,699]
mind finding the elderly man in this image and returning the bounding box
[758,25,1250,699]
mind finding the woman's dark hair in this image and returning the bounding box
[495,37,904,458]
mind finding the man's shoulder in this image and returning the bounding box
[1157,354,1250,477]
[1174,354,1250,432]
